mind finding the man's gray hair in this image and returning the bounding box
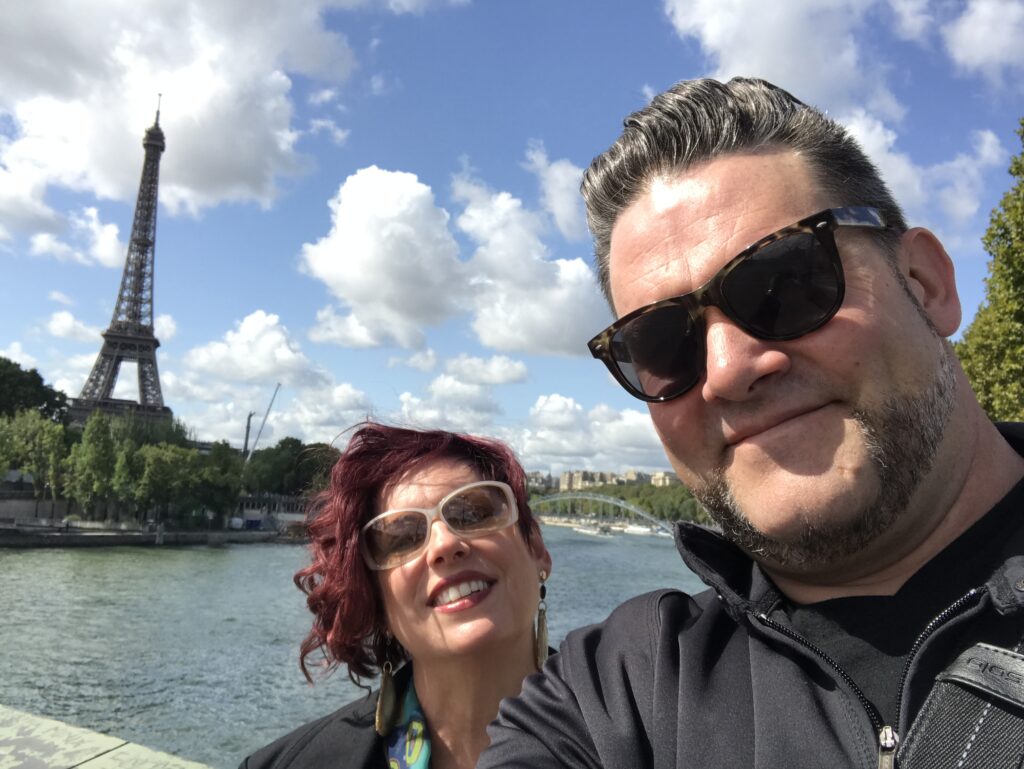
[581,77,908,303]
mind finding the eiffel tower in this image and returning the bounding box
[70,108,173,425]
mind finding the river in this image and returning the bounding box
[0,523,703,768]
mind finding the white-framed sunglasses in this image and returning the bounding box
[360,480,519,570]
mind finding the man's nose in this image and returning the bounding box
[699,308,790,402]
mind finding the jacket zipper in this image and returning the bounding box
[753,586,984,769]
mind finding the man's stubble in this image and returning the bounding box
[694,345,957,569]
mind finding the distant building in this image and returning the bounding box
[624,469,651,484]
[526,471,553,492]
[651,471,681,487]
[555,468,679,490]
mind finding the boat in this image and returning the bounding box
[623,523,655,535]
[572,524,614,537]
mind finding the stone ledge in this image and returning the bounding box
[0,704,211,768]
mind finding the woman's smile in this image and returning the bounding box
[431,577,495,611]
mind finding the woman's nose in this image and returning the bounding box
[425,518,468,565]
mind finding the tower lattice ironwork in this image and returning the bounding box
[71,109,173,425]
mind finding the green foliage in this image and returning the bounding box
[134,443,202,523]
[533,482,713,525]
[243,437,339,496]
[0,409,66,500]
[109,413,193,448]
[0,356,68,423]
[197,441,244,519]
[956,118,1024,420]
[64,411,117,517]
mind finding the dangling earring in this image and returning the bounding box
[535,570,549,669]
[375,638,399,735]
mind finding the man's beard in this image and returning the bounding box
[694,346,958,569]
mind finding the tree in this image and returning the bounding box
[956,118,1024,420]
[6,409,66,504]
[64,411,117,518]
[0,357,68,423]
[196,441,243,524]
[134,443,201,525]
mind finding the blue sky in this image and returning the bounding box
[2,0,1022,474]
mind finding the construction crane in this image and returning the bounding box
[244,383,280,465]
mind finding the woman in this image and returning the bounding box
[240,422,552,769]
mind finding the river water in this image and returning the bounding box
[0,523,703,768]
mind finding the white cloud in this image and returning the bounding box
[843,111,1007,228]
[522,141,588,241]
[309,118,351,146]
[71,207,124,267]
[302,166,464,349]
[184,310,326,386]
[0,0,360,232]
[930,129,1007,226]
[155,313,177,341]
[30,232,84,264]
[28,207,125,267]
[517,395,667,473]
[308,88,338,106]
[887,0,933,41]
[49,352,98,397]
[383,0,472,15]
[47,310,101,342]
[48,290,74,306]
[270,381,372,440]
[662,0,902,120]
[471,257,612,357]
[943,0,1024,82]
[161,369,250,405]
[396,386,498,433]
[841,109,928,216]
[445,354,527,385]
[1,341,38,368]
[453,170,611,357]
[389,348,437,371]
[641,84,657,103]
[369,73,390,95]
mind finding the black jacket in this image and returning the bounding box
[238,666,413,769]
[480,426,1024,769]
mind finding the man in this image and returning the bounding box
[479,78,1024,768]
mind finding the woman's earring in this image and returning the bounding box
[375,652,398,735]
[535,570,549,669]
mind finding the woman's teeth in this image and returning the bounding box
[435,579,489,607]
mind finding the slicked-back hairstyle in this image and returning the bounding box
[294,421,540,685]
[582,77,908,304]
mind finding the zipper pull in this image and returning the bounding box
[877,725,898,769]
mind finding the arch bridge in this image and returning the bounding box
[531,492,673,534]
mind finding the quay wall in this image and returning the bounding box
[0,529,279,548]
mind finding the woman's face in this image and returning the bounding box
[374,458,552,666]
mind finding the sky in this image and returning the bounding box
[2,0,1023,475]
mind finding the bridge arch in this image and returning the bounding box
[531,492,673,534]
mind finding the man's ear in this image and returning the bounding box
[898,227,962,337]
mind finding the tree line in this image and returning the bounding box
[0,363,339,528]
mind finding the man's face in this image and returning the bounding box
[607,151,955,576]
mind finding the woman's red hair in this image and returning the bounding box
[295,421,540,683]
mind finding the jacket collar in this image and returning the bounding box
[673,522,778,621]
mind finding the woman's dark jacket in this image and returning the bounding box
[238,666,412,769]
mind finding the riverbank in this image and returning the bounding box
[0,704,212,767]
[0,528,280,548]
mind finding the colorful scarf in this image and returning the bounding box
[384,679,431,769]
